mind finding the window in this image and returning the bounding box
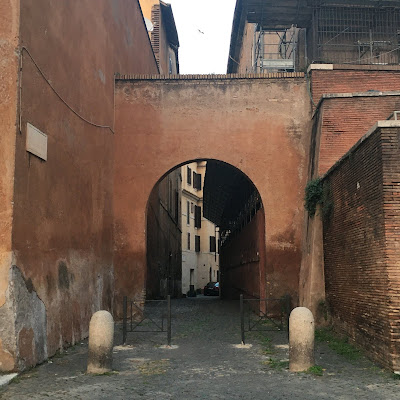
[186,201,190,224]
[191,202,194,213]
[193,172,202,190]
[190,268,194,285]
[210,236,216,253]
[194,205,201,228]
[195,235,200,252]
[187,166,192,185]
[187,233,191,250]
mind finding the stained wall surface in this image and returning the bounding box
[0,0,158,371]
[114,74,312,312]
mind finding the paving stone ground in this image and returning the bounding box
[1,297,400,399]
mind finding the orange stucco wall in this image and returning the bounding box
[0,0,158,372]
[0,0,20,371]
[114,74,312,311]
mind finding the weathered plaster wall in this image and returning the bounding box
[1,0,158,371]
[114,74,312,313]
[0,0,20,371]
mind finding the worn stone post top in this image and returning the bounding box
[289,307,315,372]
[87,311,114,374]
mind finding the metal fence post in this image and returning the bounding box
[240,294,245,345]
[122,296,127,345]
[285,295,291,340]
[167,295,171,346]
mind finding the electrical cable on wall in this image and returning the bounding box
[20,46,115,134]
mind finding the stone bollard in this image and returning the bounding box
[87,310,114,374]
[289,307,315,372]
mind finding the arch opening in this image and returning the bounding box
[145,159,266,302]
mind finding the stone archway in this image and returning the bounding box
[113,73,312,313]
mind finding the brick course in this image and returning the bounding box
[322,125,400,371]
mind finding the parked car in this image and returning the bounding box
[204,282,219,296]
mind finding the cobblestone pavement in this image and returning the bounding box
[1,297,400,399]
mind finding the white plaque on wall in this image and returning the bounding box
[26,123,48,161]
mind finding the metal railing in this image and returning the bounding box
[122,295,171,346]
[240,294,291,345]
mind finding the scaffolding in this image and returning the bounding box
[253,26,299,72]
[312,5,400,65]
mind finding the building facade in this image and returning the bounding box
[139,0,179,74]
[141,0,182,300]
[228,0,400,74]
[146,169,182,300]
[181,162,219,295]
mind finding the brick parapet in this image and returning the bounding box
[115,72,305,81]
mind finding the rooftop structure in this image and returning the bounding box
[229,0,400,72]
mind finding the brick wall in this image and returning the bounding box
[316,96,400,175]
[311,68,400,103]
[322,125,400,371]
[220,209,265,300]
[309,67,400,177]
[382,128,400,371]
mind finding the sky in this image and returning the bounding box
[167,0,237,74]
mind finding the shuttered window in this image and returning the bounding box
[195,235,200,252]
[187,166,192,185]
[210,236,216,253]
[186,201,190,224]
[194,205,202,228]
[187,233,191,250]
[193,172,202,190]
